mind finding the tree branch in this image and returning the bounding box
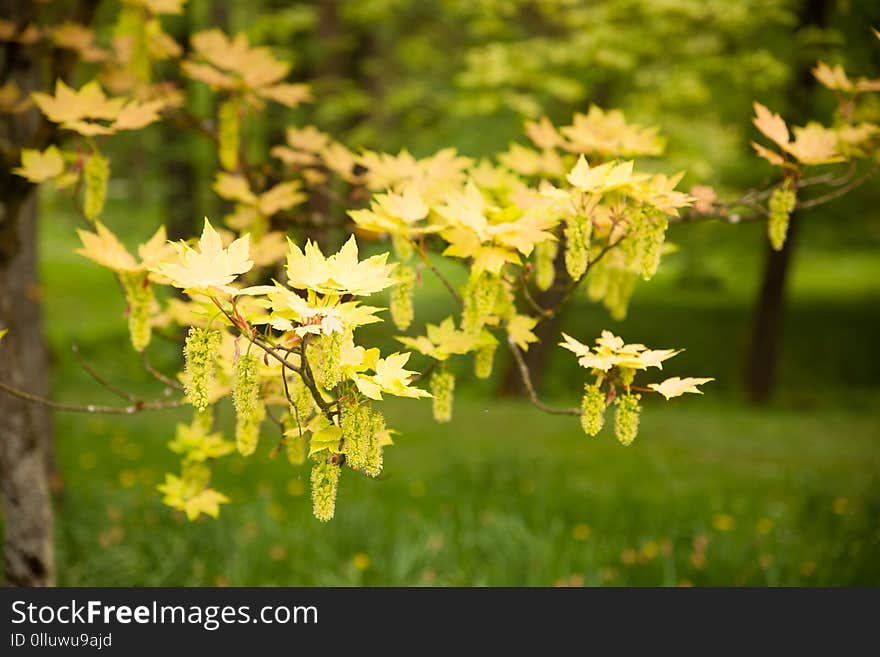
[506,336,579,416]
[0,381,184,414]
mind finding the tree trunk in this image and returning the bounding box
[0,190,55,586]
[745,212,800,404]
[500,245,570,396]
[743,0,829,404]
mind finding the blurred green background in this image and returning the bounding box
[33,0,880,585]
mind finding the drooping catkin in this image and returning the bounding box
[638,213,668,281]
[430,367,455,423]
[83,153,109,220]
[287,371,315,424]
[119,271,154,352]
[282,409,308,465]
[474,342,497,379]
[564,214,592,281]
[605,268,637,321]
[614,393,641,446]
[311,459,341,522]
[341,397,372,473]
[233,353,263,456]
[768,181,796,251]
[364,409,385,478]
[391,233,413,263]
[390,264,416,331]
[218,99,240,171]
[308,332,343,390]
[183,327,221,411]
[462,272,501,333]
[580,383,606,437]
[534,239,558,292]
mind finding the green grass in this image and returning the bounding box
[23,199,880,586]
[53,397,880,586]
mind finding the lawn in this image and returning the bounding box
[31,201,880,586]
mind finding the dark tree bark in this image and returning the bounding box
[499,245,570,396]
[744,0,830,404]
[745,212,801,404]
[0,17,54,585]
[0,0,99,586]
[0,190,54,587]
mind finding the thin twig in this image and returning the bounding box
[506,337,579,416]
[796,165,879,210]
[142,351,184,390]
[71,344,138,402]
[0,381,184,415]
[416,241,462,305]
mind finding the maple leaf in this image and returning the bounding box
[76,221,172,273]
[751,141,785,166]
[560,106,665,157]
[397,317,483,361]
[257,181,306,216]
[151,218,253,294]
[507,314,538,351]
[648,377,714,400]
[183,29,307,107]
[49,22,107,63]
[31,80,164,135]
[354,351,430,401]
[285,236,395,297]
[560,331,681,372]
[524,116,563,150]
[812,61,852,91]
[157,474,229,521]
[566,156,641,195]
[168,423,235,462]
[786,123,845,165]
[752,102,790,151]
[13,146,65,182]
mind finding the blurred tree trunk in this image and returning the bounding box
[0,190,54,587]
[745,213,801,404]
[744,0,829,404]
[0,22,53,586]
[0,0,99,586]
[499,246,570,396]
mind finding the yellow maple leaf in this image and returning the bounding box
[648,377,714,400]
[13,146,65,182]
[561,106,665,158]
[151,218,253,293]
[752,102,790,151]
[76,221,172,273]
[524,116,563,150]
[507,314,538,351]
[284,236,396,297]
[786,123,845,165]
[32,80,164,135]
[566,156,640,195]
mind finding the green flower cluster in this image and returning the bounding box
[614,393,641,446]
[183,327,221,411]
[768,182,796,251]
[83,153,109,220]
[310,459,341,522]
[580,383,606,436]
[534,239,558,292]
[233,352,263,456]
[218,99,240,171]
[564,214,592,281]
[430,367,455,423]
[119,271,154,352]
[390,264,416,331]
